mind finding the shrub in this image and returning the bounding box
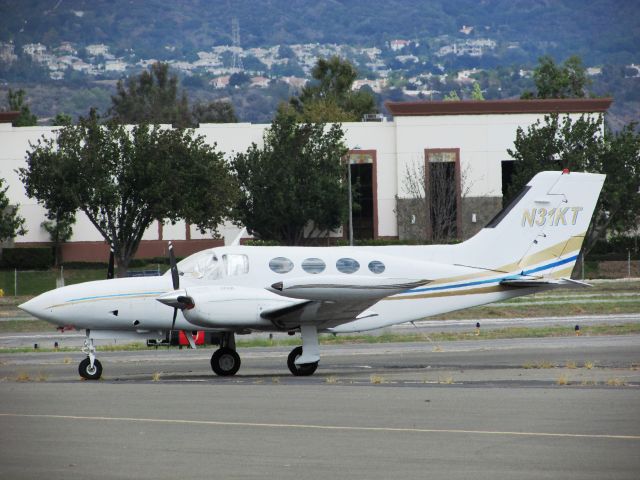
[0,247,53,269]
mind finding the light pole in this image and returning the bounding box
[347,159,354,246]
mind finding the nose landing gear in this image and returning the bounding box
[79,333,102,380]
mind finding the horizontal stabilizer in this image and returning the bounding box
[500,277,592,288]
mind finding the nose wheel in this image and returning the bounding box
[79,357,103,380]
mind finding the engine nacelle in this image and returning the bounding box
[181,285,292,329]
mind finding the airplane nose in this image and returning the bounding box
[18,293,59,324]
[18,297,41,317]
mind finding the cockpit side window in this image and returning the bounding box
[177,251,222,280]
[223,254,249,277]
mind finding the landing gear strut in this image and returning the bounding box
[210,332,241,376]
[79,333,102,380]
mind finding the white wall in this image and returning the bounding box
[0,111,597,246]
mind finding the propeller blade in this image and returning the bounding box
[171,307,177,331]
[107,249,115,280]
[169,242,179,290]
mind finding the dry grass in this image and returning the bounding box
[324,376,338,384]
[438,376,454,384]
[556,374,570,385]
[584,361,595,370]
[432,345,443,352]
[565,361,577,369]
[606,377,627,387]
[36,372,48,382]
[370,374,386,384]
[271,377,280,384]
[151,372,162,382]
[581,379,598,386]
[15,372,30,382]
[62,357,72,364]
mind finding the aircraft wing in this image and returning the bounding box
[261,276,430,330]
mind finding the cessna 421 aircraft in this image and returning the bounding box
[20,170,605,379]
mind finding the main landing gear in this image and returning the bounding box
[79,332,102,380]
[287,346,318,376]
[286,324,320,376]
[210,332,241,376]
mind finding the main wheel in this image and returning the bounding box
[287,346,318,376]
[78,357,102,380]
[211,348,241,376]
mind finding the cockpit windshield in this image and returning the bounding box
[174,250,249,280]
[176,250,223,280]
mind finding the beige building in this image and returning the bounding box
[0,98,611,261]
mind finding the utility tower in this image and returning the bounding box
[231,17,243,70]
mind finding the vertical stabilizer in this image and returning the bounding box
[462,171,605,277]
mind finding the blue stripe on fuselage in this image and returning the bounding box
[399,254,578,295]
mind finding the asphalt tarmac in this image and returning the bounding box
[1,335,639,479]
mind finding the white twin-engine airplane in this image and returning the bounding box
[20,170,605,379]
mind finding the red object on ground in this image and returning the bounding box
[178,330,205,346]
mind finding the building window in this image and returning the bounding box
[269,257,294,274]
[336,257,360,274]
[425,148,461,242]
[301,258,326,274]
[347,150,378,240]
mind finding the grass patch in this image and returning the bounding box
[606,377,627,386]
[370,374,386,384]
[1,323,640,354]
[556,374,570,385]
[0,320,58,333]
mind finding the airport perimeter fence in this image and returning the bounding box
[0,266,163,297]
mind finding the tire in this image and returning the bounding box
[287,346,318,376]
[211,348,241,376]
[78,357,102,380]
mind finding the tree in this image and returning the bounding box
[522,55,590,99]
[109,62,191,127]
[41,209,76,266]
[443,90,460,101]
[290,56,376,122]
[471,82,484,100]
[7,89,37,126]
[506,114,640,255]
[0,178,27,243]
[20,110,237,276]
[191,101,237,124]
[52,113,72,126]
[228,72,251,87]
[232,107,348,245]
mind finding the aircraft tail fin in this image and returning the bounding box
[462,170,605,278]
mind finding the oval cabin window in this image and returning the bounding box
[336,257,360,274]
[368,260,385,274]
[269,257,294,274]
[301,258,326,274]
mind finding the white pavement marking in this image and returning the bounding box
[1,413,639,441]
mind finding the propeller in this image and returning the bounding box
[107,249,115,280]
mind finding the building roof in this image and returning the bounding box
[0,111,20,123]
[385,98,613,117]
